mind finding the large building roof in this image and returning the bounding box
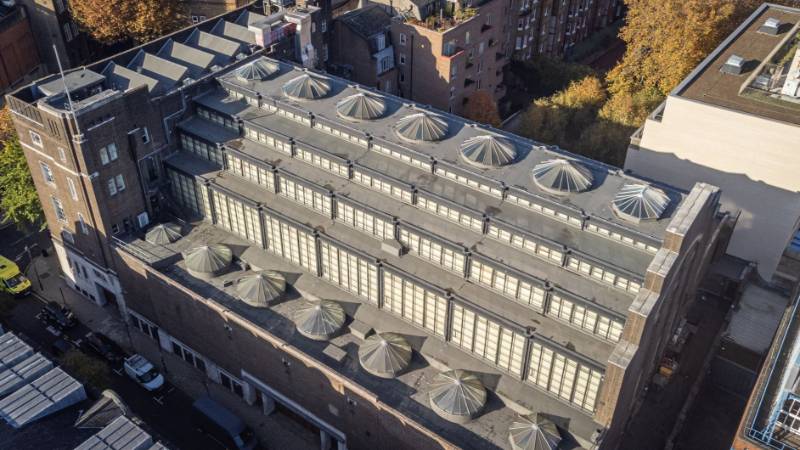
[338,5,393,40]
[674,3,800,125]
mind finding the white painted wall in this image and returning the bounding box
[625,95,800,279]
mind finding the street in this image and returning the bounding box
[0,231,224,450]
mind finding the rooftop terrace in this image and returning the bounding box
[675,3,800,125]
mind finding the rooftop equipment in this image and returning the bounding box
[145,223,182,245]
[508,414,563,450]
[357,332,412,378]
[293,300,345,340]
[612,183,670,223]
[336,93,386,120]
[721,54,746,75]
[460,135,518,168]
[394,112,449,141]
[236,271,286,307]
[182,244,232,279]
[428,369,487,423]
[532,158,594,194]
[282,73,331,100]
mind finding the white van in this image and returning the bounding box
[123,354,164,391]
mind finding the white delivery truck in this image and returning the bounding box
[123,354,165,391]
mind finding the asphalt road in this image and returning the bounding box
[0,292,224,450]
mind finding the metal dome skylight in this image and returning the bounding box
[145,223,182,245]
[508,414,562,450]
[358,332,412,379]
[459,135,518,168]
[336,93,386,120]
[235,59,279,82]
[612,183,670,223]
[282,73,331,100]
[428,369,487,424]
[394,112,449,141]
[293,300,345,341]
[532,159,594,194]
[236,271,286,308]
[182,244,232,280]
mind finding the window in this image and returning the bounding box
[375,34,386,51]
[320,241,379,304]
[398,227,466,274]
[172,340,206,372]
[141,127,150,144]
[225,153,275,192]
[321,20,327,33]
[380,56,392,73]
[468,258,546,311]
[527,341,603,412]
[77,213,88,234]
[399,33,407,45]
[40,162,55,184]
[219,371,244,398]
[180,133,224,166]
[400,73,405,83]
[335,200,394,240]
[479,41,485,54]
[465,31,471,44]
[168,169,211,218]
[399,53,406,65]
[63,23,73,42]
[111,224,120,234]
[777,396,800,436]
[51,197,66,222]
[486,223,563,264]
[450,303,525,376]
[263,211,318,273]
[61,229,74,244]
[67,178,78,201]
[108,175,125,196]
[449,87,456,99]
[58,147,67,162]
[277,175,332,217]
[211,189,263,246]
[99,143,118,165]
[382,270,447,337]
[29,131,43,147]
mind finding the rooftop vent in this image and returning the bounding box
[428,369,486,424]
[282,73,331,100]
[532,159,594,194]
[358,332,412,379]
[236,59,279,82]
[758,17,781,35]
[336,93,386,120]
[236,271,286,308]
[460,135,518,168]
[508,414,562,450]
[182,244,232,280]
[721,54,745,75]
[394,112,449,141]
[293,300,345,341]
[145,222,182,245]
[612,183,670,223]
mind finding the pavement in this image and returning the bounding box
[0,244,317,450]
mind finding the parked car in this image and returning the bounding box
[123,354,164,391]
[81,332,125,364]
[51,338,77,356]
[192,396,258,450]
[40,302,76,329]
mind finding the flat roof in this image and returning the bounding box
[674,3,800,125]
[116,222,602,447]
[212,59,686,243]
[74,416,155,450]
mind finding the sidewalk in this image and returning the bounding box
[29,253,317,450]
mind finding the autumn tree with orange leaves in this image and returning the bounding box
[462,90,502,128]
[69,0,188,44]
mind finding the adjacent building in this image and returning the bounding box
[625,3,800,284]
[330,0,624,115]
[0,2,43,95]
[8,2,732,449]
[17,0,91,71]
[188,0,250,24]
[329,5,397,93]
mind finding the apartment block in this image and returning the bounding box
[625,3,800,283]
[8,2,730,449]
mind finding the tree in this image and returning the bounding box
[519,76,607,155]
[69,0,188,44]
[462,90,502,127]
[0,136,43,228]
[0,106,14,144]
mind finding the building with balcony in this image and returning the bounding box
[329,4,397,93]
[8,2,731,448]
[624,3,800,284]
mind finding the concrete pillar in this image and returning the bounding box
[261,392,276,415]
[243,381,257,405]
[336,441,347,450]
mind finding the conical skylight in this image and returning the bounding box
[428,369,487,424]
[236,271,286,308]
[293,300,345,341]
[337,93,386,120]
[508,414,562,450]
[183,244,232,279]
[394,112,449,141]
[460,135,518,168]
[282,73,331,100]
[358,332,412,379]
[145,223,182,245]
[612,183,670,223]
[236,59,279,82]
[532,159,594,194]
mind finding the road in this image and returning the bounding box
[0,286,224,450]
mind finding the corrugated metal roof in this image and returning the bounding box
[0,353,53,398]
[74,416,153,450]
[0,367,86,428]
[0,332,33,369]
